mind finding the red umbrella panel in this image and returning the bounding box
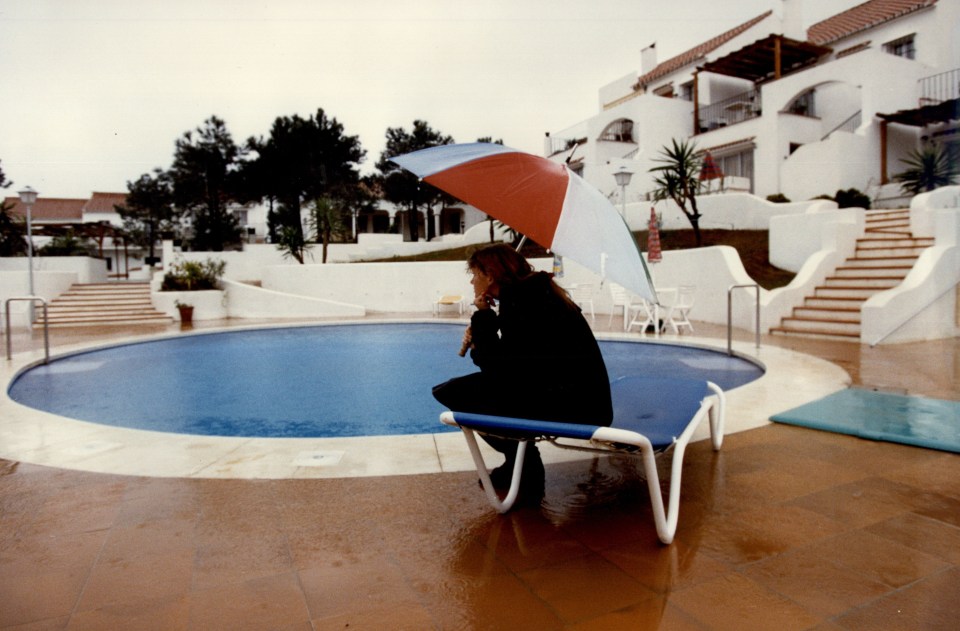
[390,143,657,303]
[646,207,662,264]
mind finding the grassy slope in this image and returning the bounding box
[369,229,796,290]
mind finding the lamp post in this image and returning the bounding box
[18,186,38,323]
[18,186,38,293]
[613,167,633,219]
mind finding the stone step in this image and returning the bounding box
[857,236,934,247]
[770,321,861,339]
[854,245,931,258]
[36,314,173,328]
[833,265,911,278]
[775,317,861,335]
[33,282,171,329]
[822,276,901,289]
[804,296,864,309]
[794,306,860,322]
[813,286,885,300]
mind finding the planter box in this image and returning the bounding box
[152,289,226,321]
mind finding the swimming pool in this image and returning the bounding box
[8,322,763,438]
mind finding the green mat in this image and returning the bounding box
[770,388,960,454]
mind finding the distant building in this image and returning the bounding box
[546,0,958,209]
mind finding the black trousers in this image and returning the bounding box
[432,372,528,460]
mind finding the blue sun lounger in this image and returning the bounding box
[440,376,725,544]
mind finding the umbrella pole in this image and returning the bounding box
[515,235,527,252]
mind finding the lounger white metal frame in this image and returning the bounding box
[440,376,725,544]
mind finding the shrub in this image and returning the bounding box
[766,193,790,203]
[161,257,226,291]
[834,188,871,209]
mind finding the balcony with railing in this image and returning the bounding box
[918,68,959,106]
[696,88,762,133]
[546,135,587,157]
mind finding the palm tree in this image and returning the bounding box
[892,145,957,195]
[649,139,705,246]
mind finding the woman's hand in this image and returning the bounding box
[474,293,495,310]
[458,326,472,357]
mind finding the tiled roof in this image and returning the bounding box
[84,192,127,214]
[3,197,86,222]
[808,0,938,45]
[636,11,773,87]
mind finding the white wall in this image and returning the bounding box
[862,190,960,344]
[769,203,859,272]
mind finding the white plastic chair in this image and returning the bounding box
[664,285,696,334]
[434,293,465,317]
[626,299,658,336]
[608,283,633,330]
[567,284,596,323]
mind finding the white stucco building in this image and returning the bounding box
[545,0,959,212]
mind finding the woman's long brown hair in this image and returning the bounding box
[467,244,577,309]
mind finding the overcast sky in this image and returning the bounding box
[1,0,862,199]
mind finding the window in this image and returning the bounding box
[599,119,635,143]
[787,89,816,117]
[679,81,694,102]
[714,148,755,193]
[884,34,915,59]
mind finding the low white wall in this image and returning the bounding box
[0,256,107,284]
[630,194,820,232]
[222,279,365,319]
[762,220,862,331]
[0,271,79,330]
[862,206,960,344]
[769,203,860,272]
[263,261,482,313]
[152,289,227,321]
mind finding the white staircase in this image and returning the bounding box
[771,209,933,340]
[34,282,173,328]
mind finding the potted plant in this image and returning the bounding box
[174,299,194,325]
[157,257,227,323]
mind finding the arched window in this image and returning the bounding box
[599,119,635,143]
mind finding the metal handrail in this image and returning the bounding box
[5,297,50,364]
[727,284,760,356]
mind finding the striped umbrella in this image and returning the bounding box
[390,143,657,303]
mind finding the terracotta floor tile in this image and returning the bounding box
[835,566,960,631]
[192,533,294,591]
[76,548,195,612]
[66,595,190,631]
[866,512,960,564]
[314,601,437,631]
[566,597,706,631]
[741,546,892,618]
[804,529,949,589]
[298,555,417,621]
[786,477,927,528]
[518,553,658,623]
[881,453,960,500]
[0,566,88,628]
[694,505,847,566]
[600,535,733,594]
[670,572,822,631]
[188,572,310,631]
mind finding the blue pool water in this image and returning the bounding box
[8,323,763,438]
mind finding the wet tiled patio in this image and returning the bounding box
[1,318,957,630]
